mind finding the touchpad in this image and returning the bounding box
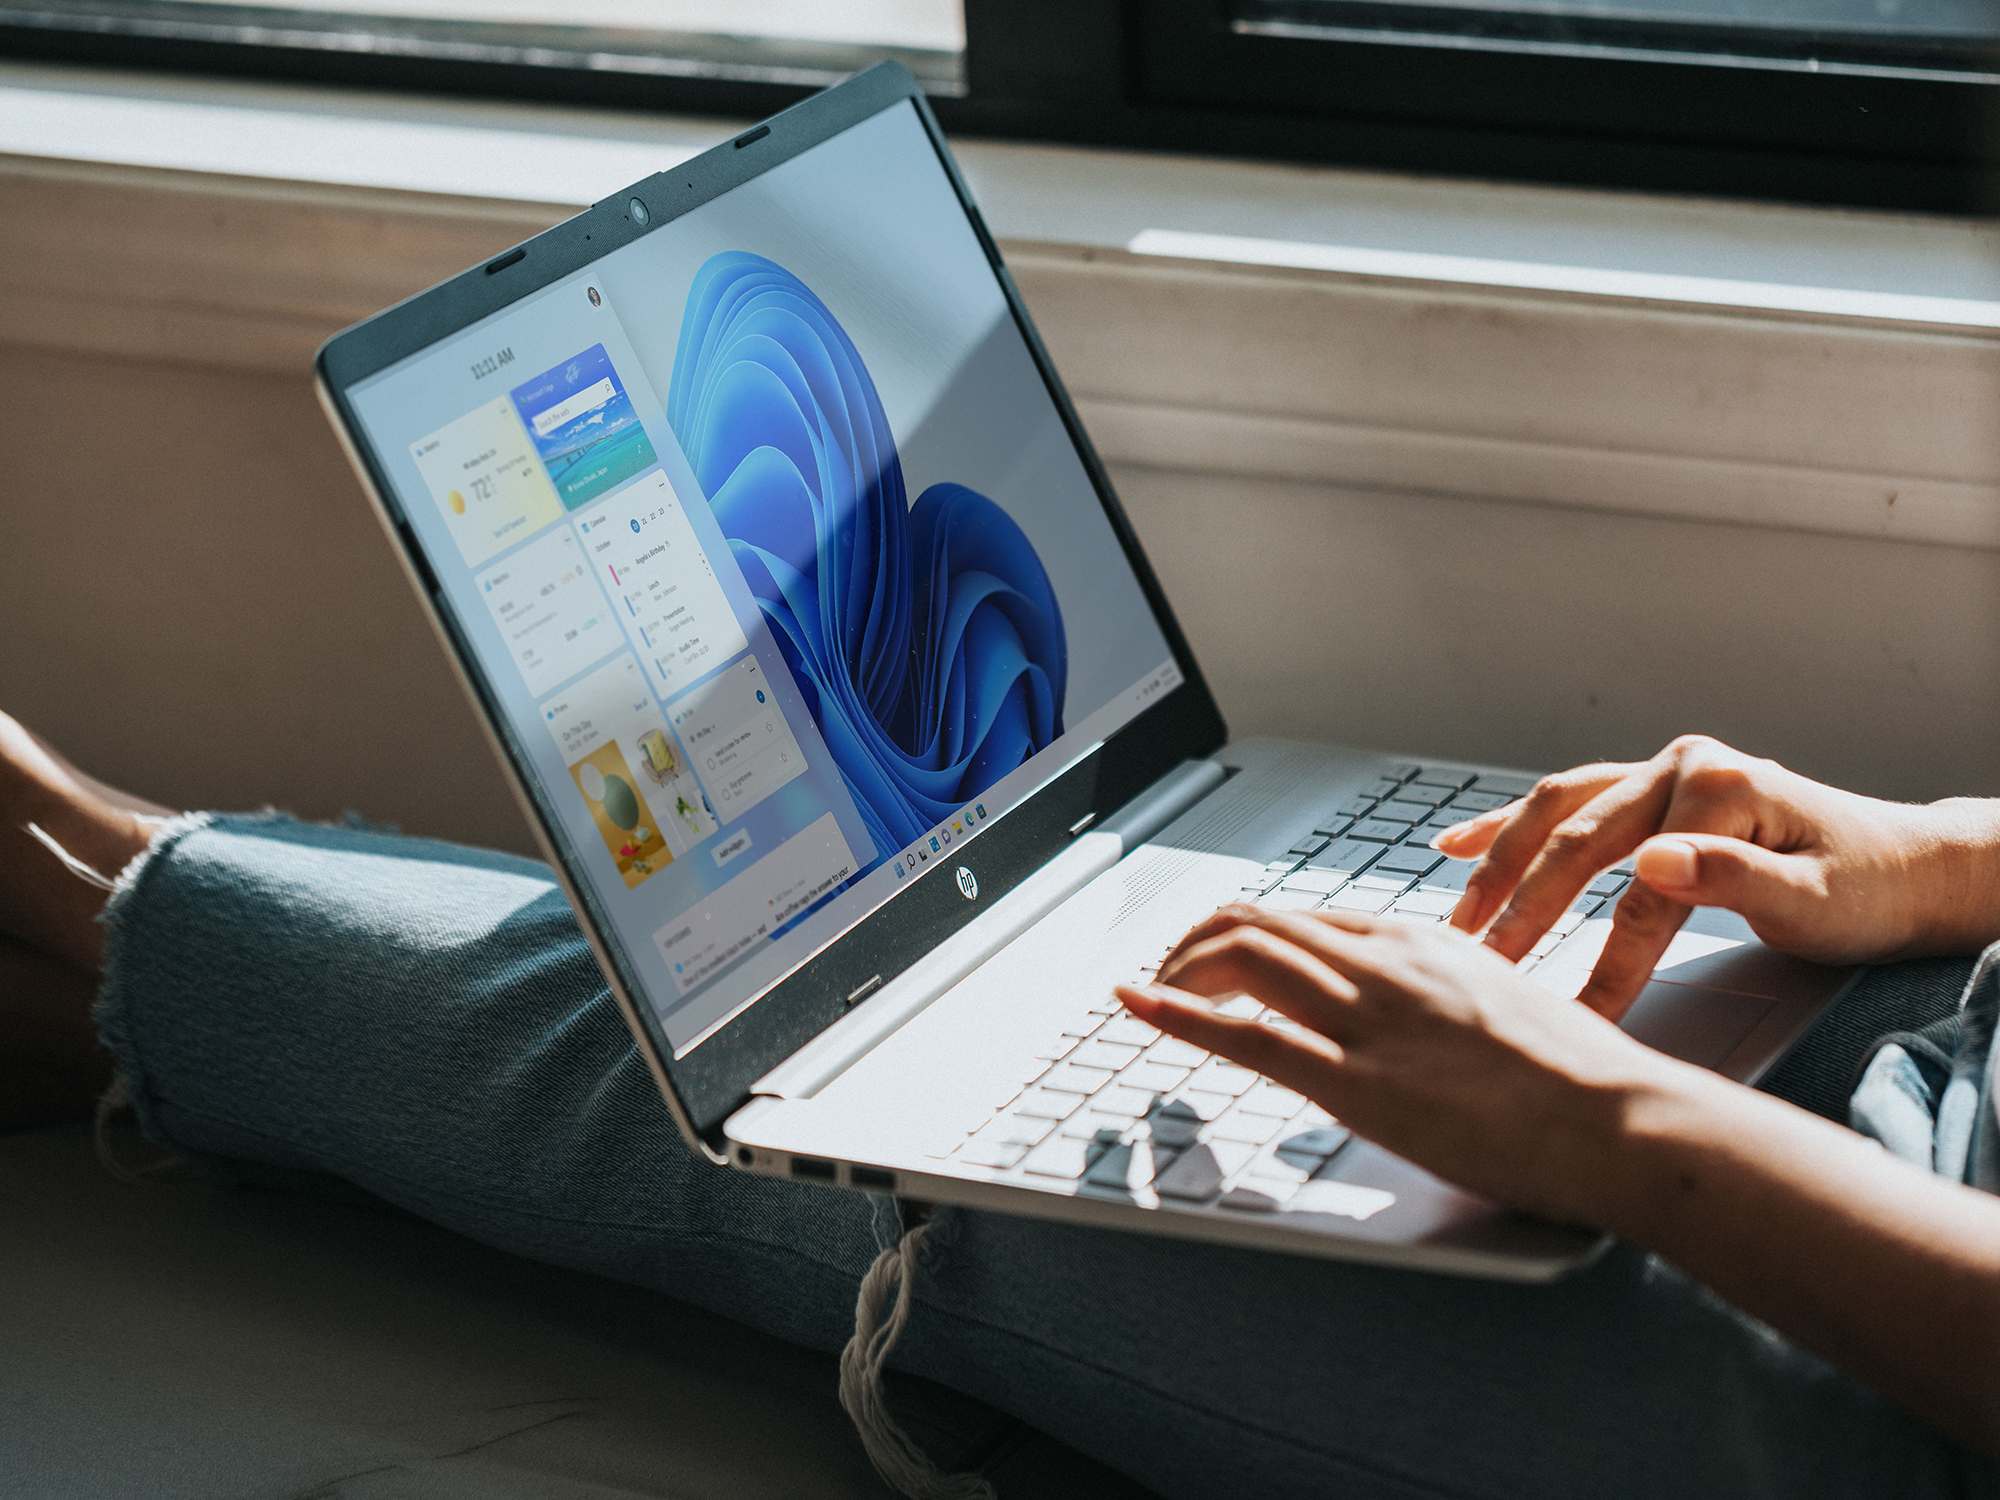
[1619,981,1775,1068]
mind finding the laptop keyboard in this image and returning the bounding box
[945,762,1635,1212]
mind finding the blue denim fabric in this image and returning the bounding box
[96,814,1998,1500]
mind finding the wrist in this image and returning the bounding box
[1558,1054,1740,1245]
[1909,798,2000,956]
[1509,1033,1710,1232]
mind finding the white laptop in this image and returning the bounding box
[317,62,1857,1282]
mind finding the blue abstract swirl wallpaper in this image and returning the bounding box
[666,252,1068,856]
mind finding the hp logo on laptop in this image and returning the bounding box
[956,866,978,901]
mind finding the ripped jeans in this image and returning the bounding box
[95,813,1998,1500]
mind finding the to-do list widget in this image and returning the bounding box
[409,398,564,568]
[577,471,749,699]
[668,655,806,821]
[475,526,611,697]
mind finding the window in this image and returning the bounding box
[2,0,1993,210]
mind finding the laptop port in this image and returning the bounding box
[851,1166,896,1190]
[790,1156,837,1181]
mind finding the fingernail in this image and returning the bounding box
[1638,837,1699,890]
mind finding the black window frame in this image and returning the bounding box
[2,0,1994,214]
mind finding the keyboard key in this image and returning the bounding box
[1189,1057,1258,1095]
[1070,1039,1142,1071]
[1256,887,1324,912]
[1275,1125,1353,1165]
[959,1139,1027,1169]
[1370,801,1423,824]
[1023,1135,1109,1179]
[1177,1088,1237,1121]
[1098,1016,1161,1047]
[1035,1034,1083,1062]
[1245,1153,1314,1188]
[1392,800,1456,824]
[1393,888,1458,917]
[1153,1144,1227,1201]
[1083,1141,1152,1190]
[1137,1111,1202,1148]
[1366,777,1408,799]
[1146,1037,1211,1069]
[1208,1109,1285,1146]
[1417,862,1473,893]
[1335,796,1378,819]
[1098,1084,1159,1117]
[1323,885,1395,914]
[1316,839,1382,873]
[1472,772,1538,796]
[1286,834,1331,858]
[1240,1082,1307,1118]
[1530,932,1562,957]
[976,1114,1056,1148]
[1042,1062,1114,1095]
[1587,871,1629,896]
[1015,1087,1088,1120]
[1388,763,1423,782]
[1123,1061,1193,1094]
[1349,820,1407,843]
[1060,1109,1138,1139]
[1282,867,1346,896]
[1551,910,1587,936]
[1450,789,1512,813]
[1352,870,1411,892]
[1309,818,1355,841]
[1375,847,1443,878]
[1413,767,1477,791]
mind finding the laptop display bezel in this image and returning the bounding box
[315,62,1228,1146]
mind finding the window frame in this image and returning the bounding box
[0,0,1993,213]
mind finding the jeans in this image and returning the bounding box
[95,813,1998,1500]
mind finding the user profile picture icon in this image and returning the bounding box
[586,286,602,307]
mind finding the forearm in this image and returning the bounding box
[1909,798,2000,957]
[1598,1063,2000,1455]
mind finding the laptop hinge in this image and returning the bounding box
[1099,757,1227,848]
[745,756,1226,1104]
[750,830,1125,1101]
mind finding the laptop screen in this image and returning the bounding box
[343,97,1182,1056]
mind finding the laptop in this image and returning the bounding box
[315,62,1856,1282]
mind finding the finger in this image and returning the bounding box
[1450,764,1636,940]
[1161,903,1377,985]
[1155,922,1364,1036]
[1571,877,1693,1022]
[1429,803,1511,859]
[1119,985,1347,1105]
[1158,901,1263,975]
[1633,833,1820,921]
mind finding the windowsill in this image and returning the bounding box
[4,58,1996,315]
[2,58,1996,548]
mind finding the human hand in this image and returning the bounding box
[1117,907,1678,1224]
[1435,735,2000,1021]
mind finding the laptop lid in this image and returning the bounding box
[315,63,1227,1154]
